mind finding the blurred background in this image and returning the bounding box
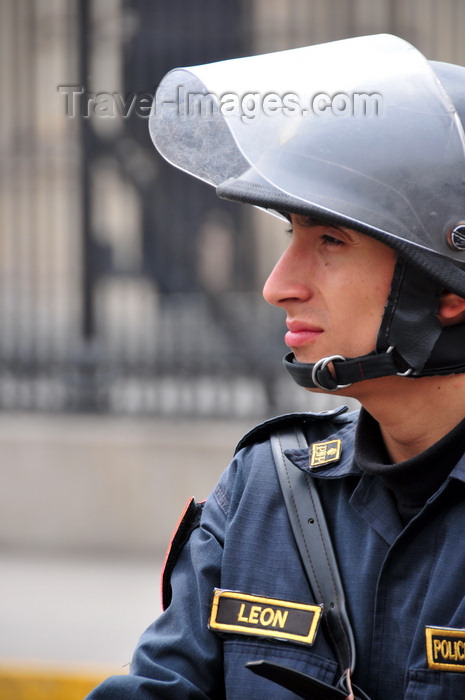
[1,0,465,695]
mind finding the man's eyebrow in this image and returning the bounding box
[292,215,328,228]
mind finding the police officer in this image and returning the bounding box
[86,35,465,699]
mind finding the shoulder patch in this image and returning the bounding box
[234,406,355,455]
[161,497,204,610]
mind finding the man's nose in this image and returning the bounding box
[262,247,312,308]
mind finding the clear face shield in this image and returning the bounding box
[150,33,465,264]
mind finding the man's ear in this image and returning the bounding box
[438,291,465,326]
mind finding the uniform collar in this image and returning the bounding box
[451,458,465,483]
[285,411,465,487]
[284,420,360,479]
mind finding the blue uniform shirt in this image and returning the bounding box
[86,408,465,699]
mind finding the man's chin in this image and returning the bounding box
[291,350,320,366]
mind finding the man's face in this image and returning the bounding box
[263,214,397,372]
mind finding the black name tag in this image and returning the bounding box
[209,589,322,646]
[426,626,465,671]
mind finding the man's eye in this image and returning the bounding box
[322,234,344,246]
[285,227,294,238]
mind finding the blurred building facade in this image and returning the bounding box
[2,0,465,419]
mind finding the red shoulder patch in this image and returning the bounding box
[160,497,205,610]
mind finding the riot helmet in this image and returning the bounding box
[149,34,465,391]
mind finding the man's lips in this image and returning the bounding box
[285,322,323,348]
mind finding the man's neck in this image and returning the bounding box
[346,373,465,463]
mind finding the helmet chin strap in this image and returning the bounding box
[283,258,444,391]
[283,347,411,391]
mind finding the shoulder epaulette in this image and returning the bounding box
[234,405,357,455]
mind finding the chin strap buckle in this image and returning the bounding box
[386,346,413,377]
[311,355,353,391]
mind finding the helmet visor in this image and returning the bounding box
[150,34,465,261]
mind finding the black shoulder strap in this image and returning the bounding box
[270,428,356,678]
